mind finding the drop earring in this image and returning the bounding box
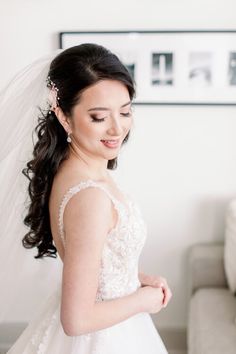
[67,132,72,143]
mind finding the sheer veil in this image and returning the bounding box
[0,50,63,323]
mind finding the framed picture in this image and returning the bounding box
[60,30,236,106]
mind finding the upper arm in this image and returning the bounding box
[60,187,113,335]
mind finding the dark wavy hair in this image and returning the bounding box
[22,43,135,259]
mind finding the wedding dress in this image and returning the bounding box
[7,179,168,354]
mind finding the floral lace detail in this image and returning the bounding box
[58,179,147,302]
[30,314,57,354]
[53,179,147,353]
[30,292,60,353]
[10,180,148,354]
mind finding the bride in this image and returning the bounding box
[2,43,172,353]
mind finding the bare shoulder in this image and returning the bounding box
[63,185,114,244]
[49,158,117,249]
[64,185,113,220]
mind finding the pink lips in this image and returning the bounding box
[101,139,120,148]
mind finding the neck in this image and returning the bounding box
[68,145,111,181]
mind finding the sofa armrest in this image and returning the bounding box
[187,243,228,297]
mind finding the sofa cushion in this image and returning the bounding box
[224,199,236,295]
[188,288,236,354]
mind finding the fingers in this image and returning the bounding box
[162,286,172,307]
[153,276,167,288]
[145,274,173,308]
[153,276,172,308]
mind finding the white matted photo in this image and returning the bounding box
[60,31,236,105]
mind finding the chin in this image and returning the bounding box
[103,151,119,160]
[107,153,119,160]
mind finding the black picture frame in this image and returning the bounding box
[59,30,236,106]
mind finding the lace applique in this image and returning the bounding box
[55,179,147,352]
[58,179,147,302]
[30,304,58,353]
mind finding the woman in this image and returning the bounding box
[5,43,171,353]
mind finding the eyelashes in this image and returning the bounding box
[121,112,132,117]
[90,112,132,123]
[90,115,105,123]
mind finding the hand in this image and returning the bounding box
[137,286,165,314]
[139,272,172,308]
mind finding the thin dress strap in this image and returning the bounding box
[58,179,129,247]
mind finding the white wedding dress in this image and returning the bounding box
[7,179,168,354]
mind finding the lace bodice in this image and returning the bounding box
[58,179,147,301]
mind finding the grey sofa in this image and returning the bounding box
[187,243,236,354]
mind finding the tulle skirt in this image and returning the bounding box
[7,289,168,354]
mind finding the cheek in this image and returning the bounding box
[76,121,96,138]
[124,117,133,131]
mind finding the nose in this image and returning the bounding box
[107,116,123,136]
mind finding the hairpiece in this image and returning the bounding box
[46,76,60,111]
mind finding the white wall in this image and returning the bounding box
[1,0,236,331]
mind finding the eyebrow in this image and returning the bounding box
[87,101,132,112]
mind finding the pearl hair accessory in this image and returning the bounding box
[46,76,60,112]
[46,76,71,144]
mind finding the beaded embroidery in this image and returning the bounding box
[28,179,147,354]
[58,179,147,301]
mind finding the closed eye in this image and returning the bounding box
[90,115,106,123]
[120,111,132,117]
[90,110,132,123]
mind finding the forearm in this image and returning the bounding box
[69,290,143,336]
